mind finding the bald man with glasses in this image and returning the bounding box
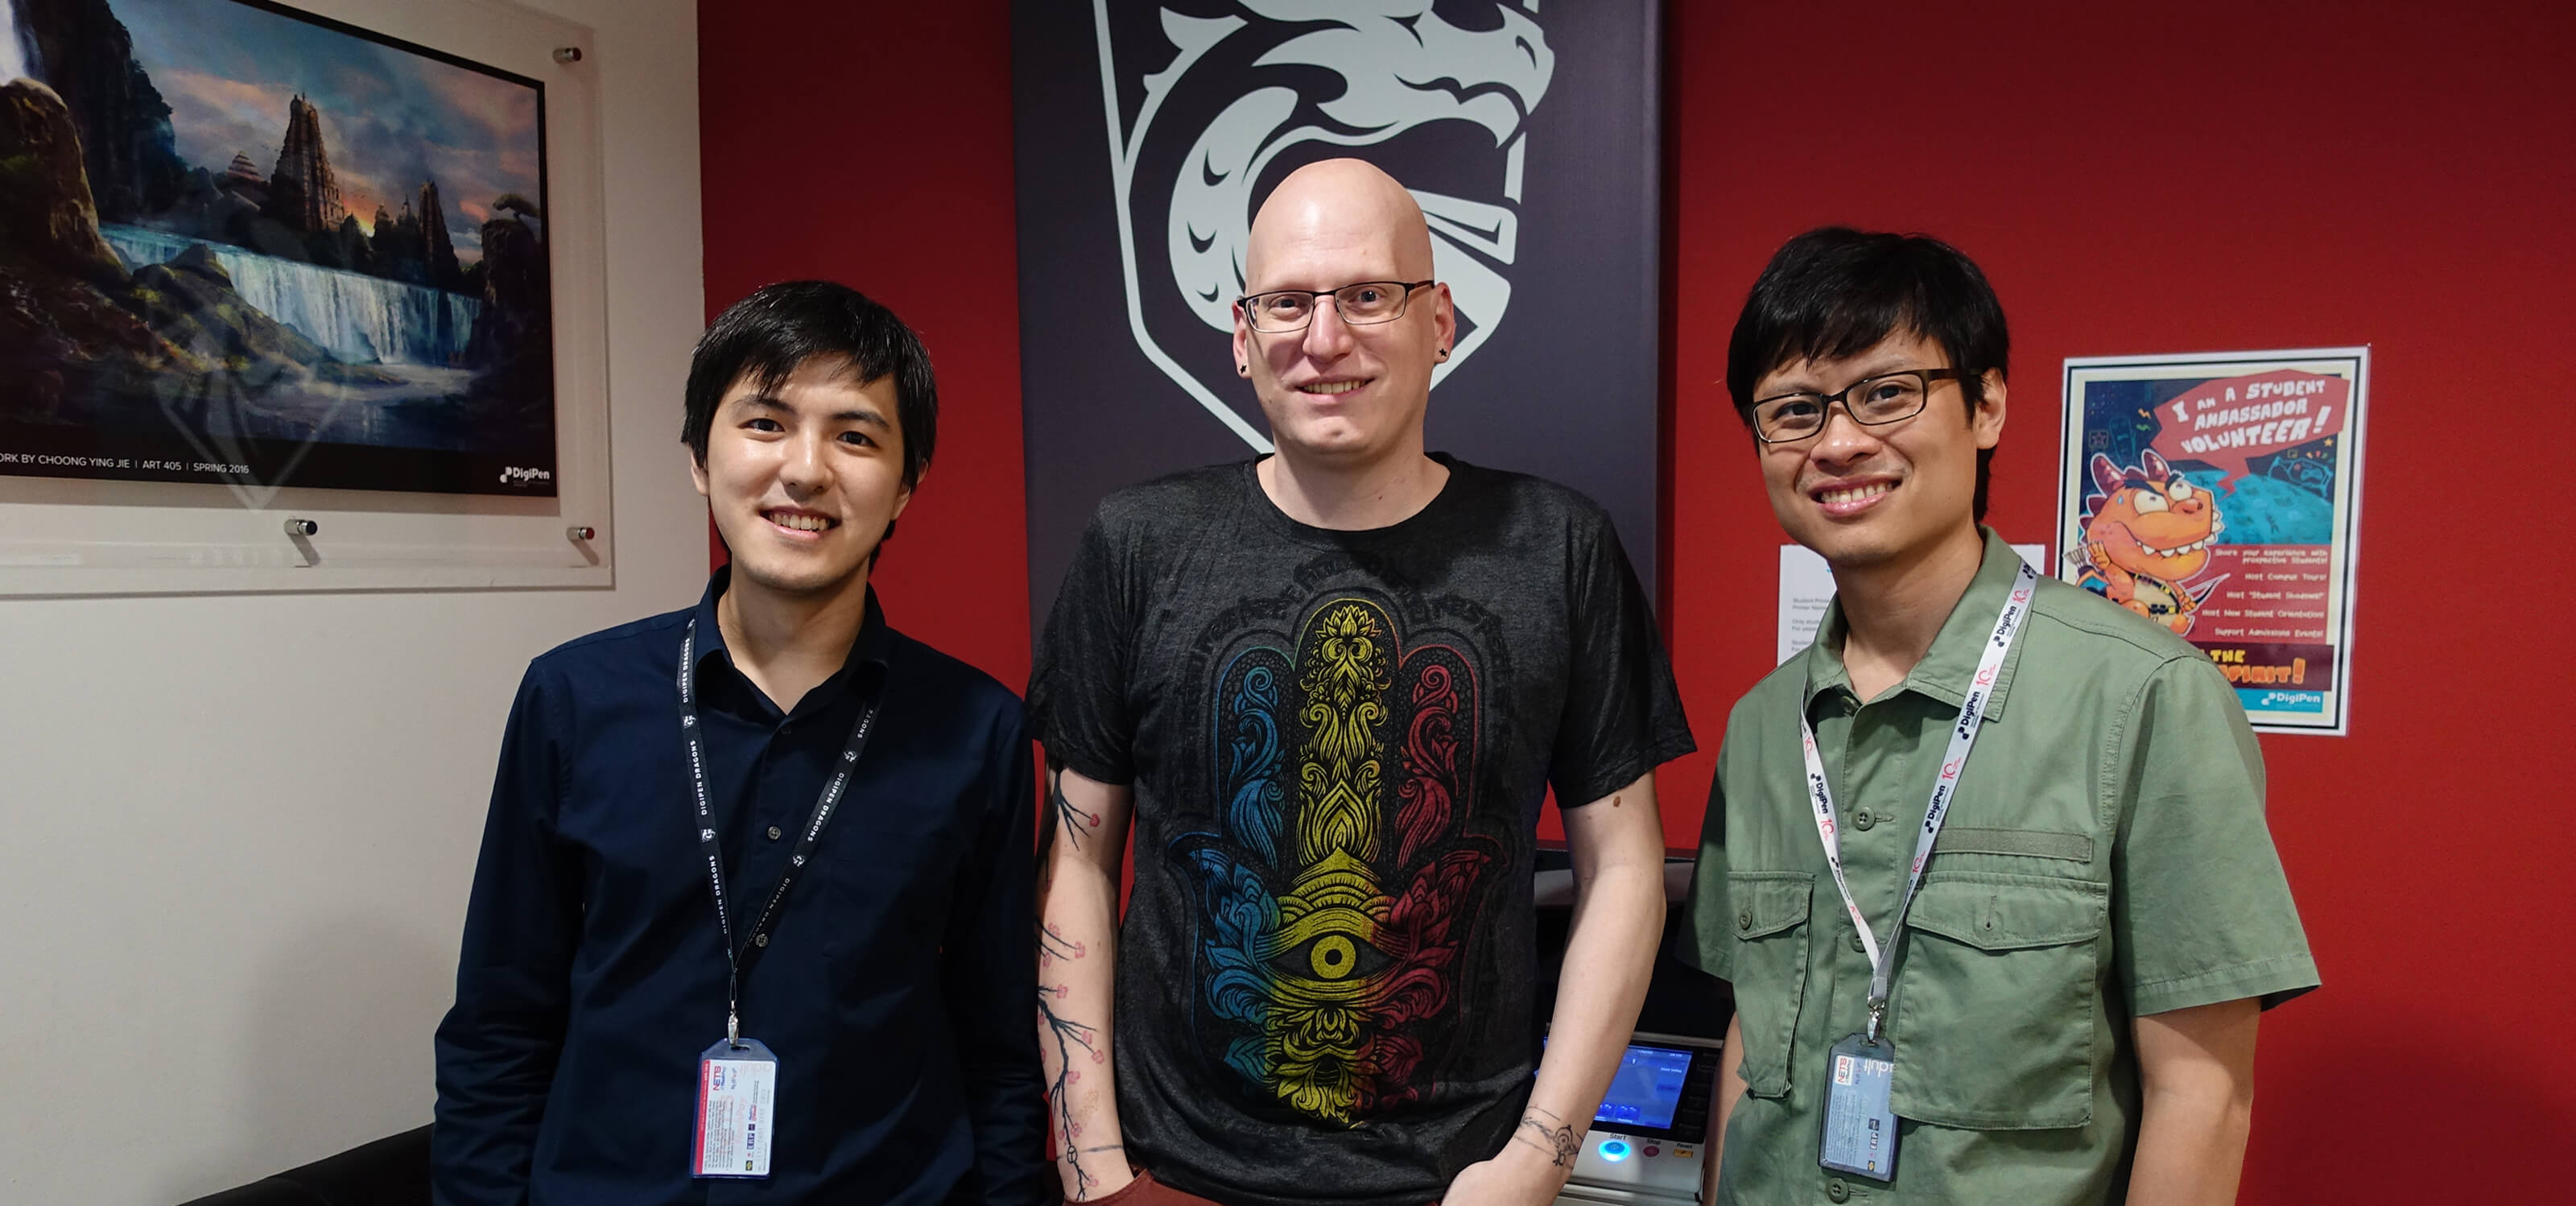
[1027,159,1695,1206]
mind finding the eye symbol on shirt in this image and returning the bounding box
[1274,927,1393,985]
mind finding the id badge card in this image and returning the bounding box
[1818,1033,1899,1182]
[693,1038,780,1179]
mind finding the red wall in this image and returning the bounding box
[1664,4,2574,1200]
[703,2,2575,1199]
[698,2,1030,690]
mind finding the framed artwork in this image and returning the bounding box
[0,0,610,593]
[2058,348,2370,734]
[1010,0,1666,630]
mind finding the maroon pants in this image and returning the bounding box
[1082,1170,1223,1206]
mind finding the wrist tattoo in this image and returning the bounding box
[1513,1109,1582,1167]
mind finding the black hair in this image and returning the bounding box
[682,280,938,489]
[1724,227,2008,521]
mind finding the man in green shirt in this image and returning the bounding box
[1678,228,2318,1206]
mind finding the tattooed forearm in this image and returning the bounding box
[1510,1107,1583,1167]
[1037,986,1107,1196]
[1036,761,1122,1199]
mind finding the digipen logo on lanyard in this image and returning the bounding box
[1954,686,1990,740]
[1990,581,2034,649]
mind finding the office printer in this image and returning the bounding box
[1534,849,1731,1206]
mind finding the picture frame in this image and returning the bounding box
[0,0,612,594]
[2057,347,2370,734]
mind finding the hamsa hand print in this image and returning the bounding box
[1174,597,1501,1126]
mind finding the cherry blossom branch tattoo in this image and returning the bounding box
[1046,773,1100,853]
[1039,922,1085,968]
[1037,980,1106,1197]
[1036,763,1114,1198]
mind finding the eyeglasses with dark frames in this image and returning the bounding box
[1750,368,1968,444]
[1236,280,1435,333]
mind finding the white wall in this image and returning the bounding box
[0,0,705,1200]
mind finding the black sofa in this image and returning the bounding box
[175,1125,428,1206]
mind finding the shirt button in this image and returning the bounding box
[1849,932,1865,954]
[1852,809,1876,831]
[1827,1178,1851,1203]
[767,825,784,841]
[753,933,769,948]
[1739,909,1755,931]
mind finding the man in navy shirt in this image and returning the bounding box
[433,282,1050,1205]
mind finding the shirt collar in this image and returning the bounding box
[690,565,893,688]
[1800,527,2033,720]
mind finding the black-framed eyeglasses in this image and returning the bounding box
[1750,368,1968,444]
[1236,280,1435,332]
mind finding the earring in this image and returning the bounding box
[1438,348,1450,359]
[1238,364,1249,374]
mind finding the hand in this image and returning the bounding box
[1442,1114,1578,1206]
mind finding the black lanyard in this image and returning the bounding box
[678,617,883,1043]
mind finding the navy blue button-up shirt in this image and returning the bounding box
[433,572,1049,1205]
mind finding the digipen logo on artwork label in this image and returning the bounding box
[1093,2,1557,450]
[500,465,552,486]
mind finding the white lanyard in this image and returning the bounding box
[1799,562,2036,1042]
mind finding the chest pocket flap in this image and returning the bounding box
[1724,873,1814,1099]
[1736,874,1812,939]
[1904,876,2104,950]
[1891,874,2107,1130]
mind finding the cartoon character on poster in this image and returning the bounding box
[2071,448,2227,634]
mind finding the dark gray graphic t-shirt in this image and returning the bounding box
[1030,456,1694,1206]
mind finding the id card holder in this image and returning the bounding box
[1818,1033,1899,1182]
[693,1038,779,1179]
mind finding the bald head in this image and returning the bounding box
[1231,158,1454,470]
[1244,159,1435,289]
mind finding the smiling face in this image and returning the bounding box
[1753,328,2004,571]
[690,355,914,602]
[1233,160,1455,466]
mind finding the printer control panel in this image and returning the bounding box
[1559,1033,1721,1204]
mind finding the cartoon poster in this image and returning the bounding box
[2058,349,2368,733]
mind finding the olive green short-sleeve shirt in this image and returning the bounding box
[1678,530,2318,1206]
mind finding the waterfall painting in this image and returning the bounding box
[0,0,555,498]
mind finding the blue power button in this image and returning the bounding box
[1600,1140,1632,1163]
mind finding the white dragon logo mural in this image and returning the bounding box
[1092,1,1555,450]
